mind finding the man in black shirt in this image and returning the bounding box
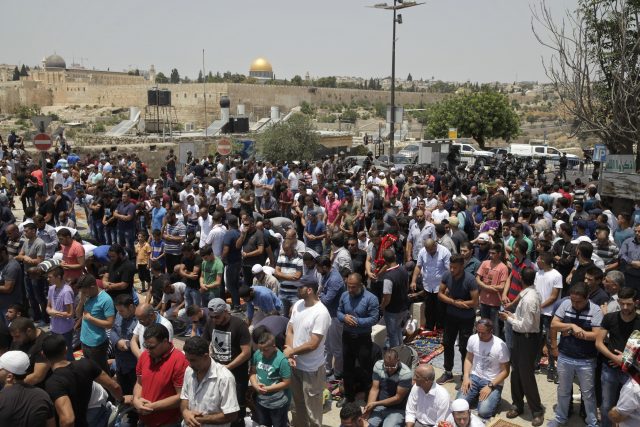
[596,287,640,427]
[0,350,55,427]
[380,249,409,349]
[35,191,55,226]
[203,298,251,425]
[104,244,136,300]
[584,266,609,306]
[177,243,203,309]
[8,317,49,387]
[42,334,122,427]
[347,236,367,279]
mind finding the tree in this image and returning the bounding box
[155,72,169,83]
[19,65,28,77]
[533,0,640,162]
[170,68,180,84]
[291,75,303,86]
[257,113,320,162]
[12,66,20,81]
[300,101,315,115]
[197,71,204,83]
[423,91,521,148]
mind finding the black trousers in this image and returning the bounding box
[511,331,543,415]
[342,332,373,401]
[82,340,110,374]
[424,291,445,330]
[443,315,474,373]
[230,366,248,427]
[165,253,182,274]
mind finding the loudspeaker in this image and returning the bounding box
[233,117,249,133]
[147,90,157,106]
[158,90,171,106]
[221,119,233,134]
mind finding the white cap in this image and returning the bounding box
[62,169,69,174]
[477,233,492,243]
[232,179,242,186]
[534,206,544,214]
[251,264,263,274]
[451,398,470,412]
[0,351,30,375]
[379,172,385,177]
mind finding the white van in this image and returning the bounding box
[509,143,580,167]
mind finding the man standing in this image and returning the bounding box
[57,227,85,282]
[103,244,135,300]
[238,216,265,289]
[284,278,331,427]
[363,348,412,427]
[202,298,251,426]
[75,274,114,373]
[437,254,479,384]
[204,211,226,256]
[274,243,304,317]
[110,294,138,400]
[550,282,603,427]
[162,211,186,273]
[337,273,379,408]
[16,223,46,324]
[405,209,435,263]
[176,243,203,309]
[221,215,242,311]
[501,240,535,349]
[458,319,510,420]
[114,191,137,257]
[405,364,450,427]
[317,255,345,379]
[500,267,544,426]
[596,287,640,427]
[619,224,640,291]
[133,324,189,427]
[379,249,409,348]
[0,350,55,427]
[410,239,451,332]
[180,336,239,427]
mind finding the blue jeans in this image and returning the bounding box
[86,403,110,427]
[61,329,74,361]
[456,374,503,419]
[105,227,117,245]
[184,286,202,309]
[118,227,136,259]
[25,276,48,323]
[600,363,629,427]
[278,289,299,318]
[91,220,105,244]
[384,310,408,348]
[503,320,513,349]
[536,315,555,371]
[225,261,241,308]
[367,406,405,427]
[554,355,597,427]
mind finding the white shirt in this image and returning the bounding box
[205,224,227,257]
[416,244,452,293]
[445,412,486,427]
[288,299,331,371]
[311,166,322,185]
[466,334,509,382]
[405,382,450,425]
[288,171,299,191]
[432,209,450,224]
[507,286,541,333]
[616,378,640,427]
[180,359,240,427]
[198,215,213,248]
[535,269,563,316]
[132,313,174,350]
[161,281,186,304]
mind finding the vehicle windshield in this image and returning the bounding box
[395,156,413,164]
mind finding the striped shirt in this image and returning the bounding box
[165,222,186,255]
[276,253,303,298]
[507,257,535,301]
[555,298,602,359]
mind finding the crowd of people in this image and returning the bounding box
[0,140,638,427]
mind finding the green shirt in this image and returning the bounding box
[251,348,291,408]
[201,257,224,298]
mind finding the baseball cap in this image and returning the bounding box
[251,264,263,275]
[534,206,545,215]
[477,233,492,243]
[232,179,242,186]
[207,298,230,315]
[451,398,470,412]
[0,351,30,375]
[293,278,318,288]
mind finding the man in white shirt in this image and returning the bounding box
[458,319,510,419]
[205,212,227,257]
[609,378,640,427]
[288,164,300,194]
[499,267,544,426]
[445,398,487,427]
[180,336,240,427]
[160,281,186,320]
[131,303,174,358]
[405,364,450,427]
[284,278,331,427]
[534,251,563,381]
[197,207,213,249]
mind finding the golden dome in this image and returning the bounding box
[250,57,273,73]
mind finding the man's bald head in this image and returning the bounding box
[135,303,156,326]
[416,364,435,381]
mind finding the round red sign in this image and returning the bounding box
[34,133,52,151]
[217,138,232,156]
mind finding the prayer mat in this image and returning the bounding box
[486,418,522,427]
[410,334,444,364]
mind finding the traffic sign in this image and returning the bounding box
[217,138,232,156]
[34,133,52,151]
[593,144,607,162]
[448,128,458,139]
[31,116,52,133]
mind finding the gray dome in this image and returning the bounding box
[44,54,66,69]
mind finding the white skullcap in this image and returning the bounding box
[451,398,470,412]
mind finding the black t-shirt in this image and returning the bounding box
[11,330,50,386]
[104,200,119,228]
[150,273,170,306]
[107,259,136,299]
[0,383,55,427]
[90,198,105,220]
[222,229,241,265]
[52,194,72,218]
[37,200,55,226]
[181,254,203,289]
[44,358,102,427]
[601,312,640,354]
[203,315,251,373]
[350,249,367,279]
[242,229,265,267]
[254,315,289,350]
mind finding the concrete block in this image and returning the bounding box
[371,324,387,349]
[410,302,426,328]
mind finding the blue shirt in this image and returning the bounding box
[416,244,451,293]
[109,313,138,373]
[248,286,283,321]
[555,298,602,359]
[337,289,379,335]
[304,221,326,253]
[319,268,345,317]
[151,207,166,232]
[81,290,115,347]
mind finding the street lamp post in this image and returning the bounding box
[372,1,423,162]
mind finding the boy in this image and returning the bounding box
[135,231,152,292]
[199,246,223,307]
[149,229,166,273]
[45,266,75,360]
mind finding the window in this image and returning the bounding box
[535,147,545,154]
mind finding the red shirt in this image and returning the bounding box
[136,345,189,426]
[62,240,85,281]
[31,170,44,187]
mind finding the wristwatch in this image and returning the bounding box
[487,382,495,389]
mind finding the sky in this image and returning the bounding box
[3,0,579,83]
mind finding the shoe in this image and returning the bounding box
[436,372,454,384]
[532,415,544,426]
[336,398,349,408]
[506,408,523,419]
[546,370,557,382]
